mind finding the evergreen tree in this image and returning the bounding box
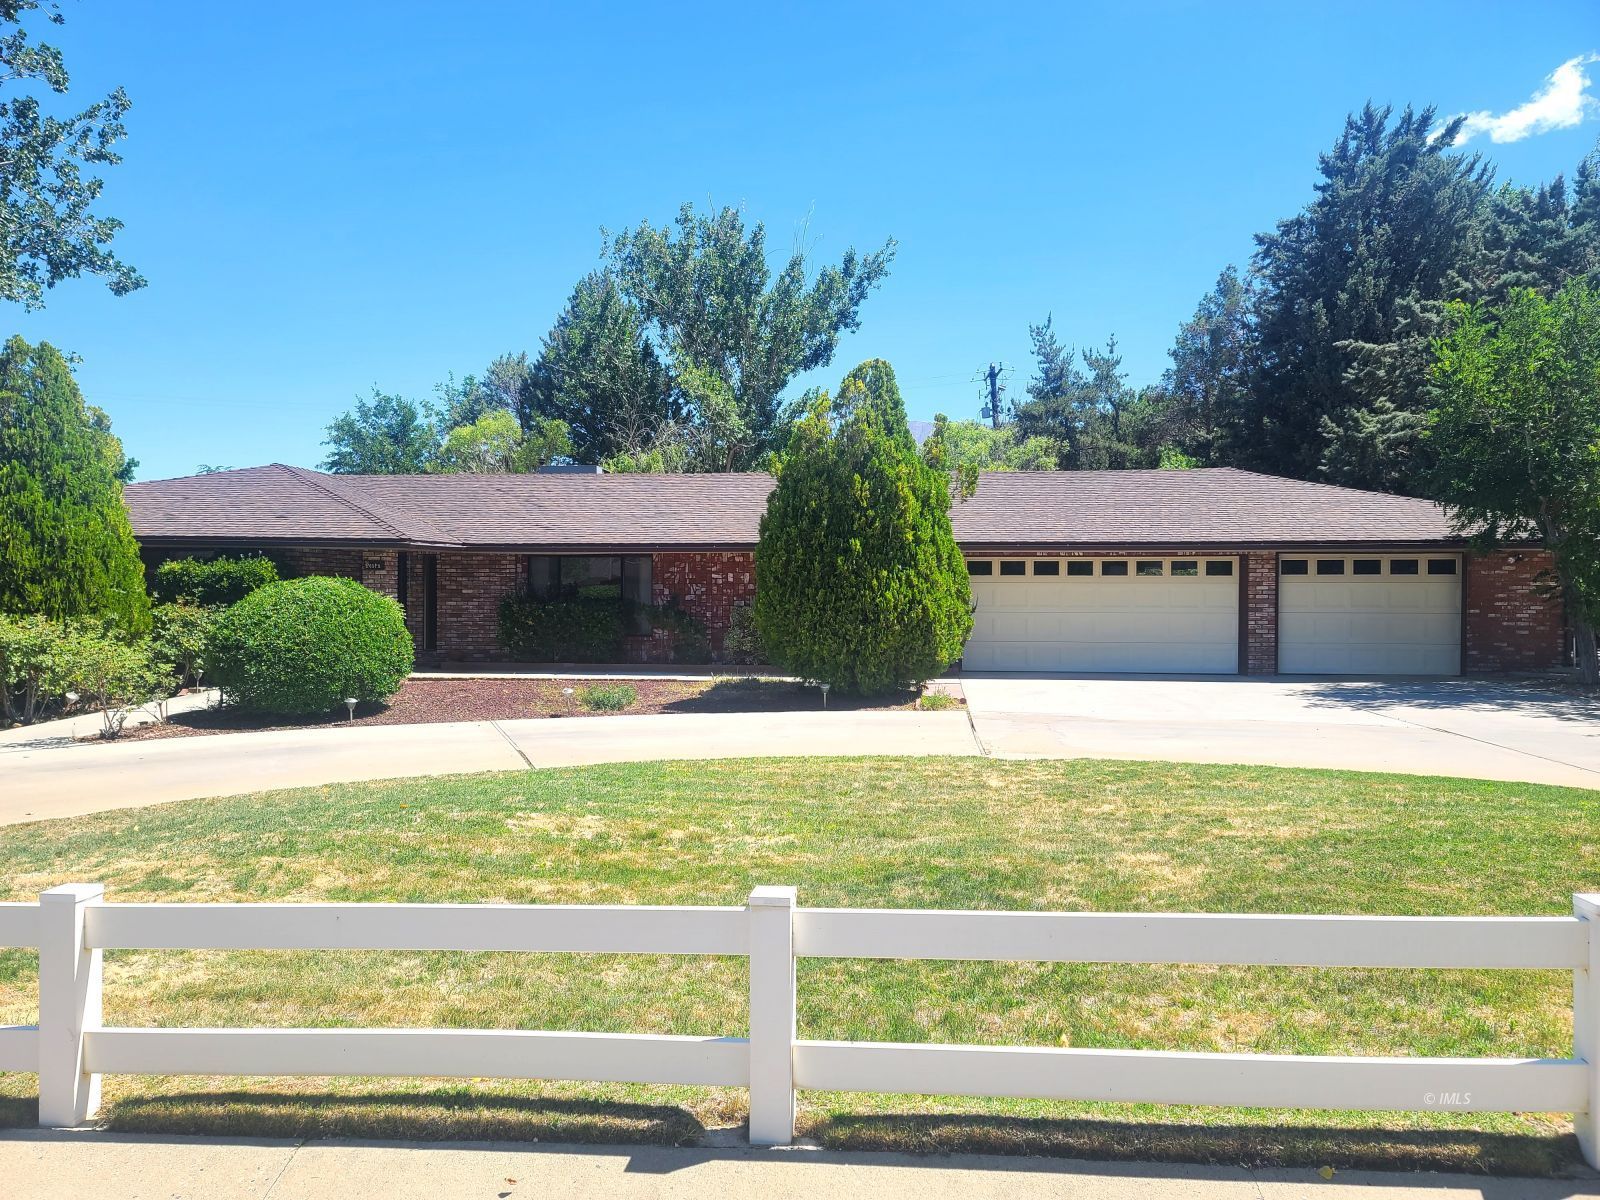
[1162,266,1254,463]
[1013,324,1172,468]
[0,335,148,630]
[754,359,971,695]
[1242,105,1494,492]
[521,272,675,464]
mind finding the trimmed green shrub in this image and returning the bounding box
[150,602,217,689]
[498,595,625,662]
[720,601,765,665]
[754,359,974,695]
[208,577,413,714]
[648,602,709,663]
[151,555,279,607]
[579,683,637,712]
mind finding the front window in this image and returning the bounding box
[526,555,653,634]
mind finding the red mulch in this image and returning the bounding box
[106,676,950,742]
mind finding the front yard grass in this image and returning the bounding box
[1,757,1597,1175]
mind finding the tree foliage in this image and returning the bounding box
[518,204,895,471]
[321,389,439,474]
[920,414,1056,472]
[0,0,142,307]
[0,335,147,630]
[1427,281,1600,681]
[520,272,673,464]
[754,359,972,695]
[1011,324,1180,469]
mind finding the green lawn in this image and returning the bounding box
[2,757,1597,1175]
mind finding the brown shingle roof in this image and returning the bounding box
[124,464,1461,551]
[948,468,1457,549]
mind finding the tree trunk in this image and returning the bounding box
[1574,614,1600,686]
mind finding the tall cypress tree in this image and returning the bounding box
[0,335,149,630]
[754,359,972,695]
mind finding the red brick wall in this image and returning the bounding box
[433,552,522,661]
[1242,552,1278,675]
[275,546,365,580]
[1464,549,1563,672]
[649,551,756,660]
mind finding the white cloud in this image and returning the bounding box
[1442,53,1600,145]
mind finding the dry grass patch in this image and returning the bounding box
[1,757,1597,1174]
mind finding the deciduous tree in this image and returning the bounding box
[605,204,896,469]
[1427,281,1600,683]
[0,1,143,307]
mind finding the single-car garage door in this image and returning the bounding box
[962,556,1239,673]
[1277,554,1461,675]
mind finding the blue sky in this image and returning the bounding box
[12,1,1600,480]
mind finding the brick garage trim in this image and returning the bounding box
[1242,552,1278,675]
[1464,549,1564,672]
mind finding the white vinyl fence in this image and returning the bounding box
[0,884,1596,1164]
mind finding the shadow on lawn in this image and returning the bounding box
[96,1089,708,1146]
[804,1111,1580,1179]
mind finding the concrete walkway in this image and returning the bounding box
[0,710,981,826]
[2,1131,1593,1200]
[0,689,219,751]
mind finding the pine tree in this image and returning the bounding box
[1242,105,1495,492]
[521,272,675,464]
[754,359,972,695]
[0,335,149,630]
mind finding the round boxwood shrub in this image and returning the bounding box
[208,576,413,714]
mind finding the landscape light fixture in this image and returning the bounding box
[345,697,357,723]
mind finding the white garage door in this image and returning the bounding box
[963,557,1239,673]
[1277,554,1461,675]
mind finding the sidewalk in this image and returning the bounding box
[3,1131,1593,1200]
[0,689,219,752]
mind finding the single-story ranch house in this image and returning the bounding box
[124,463,1563,677]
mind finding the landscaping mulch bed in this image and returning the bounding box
[103,676,961,742]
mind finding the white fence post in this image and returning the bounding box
[38,883,104,1127]
[747,885,796,1146]
[1576,893,1600,1168]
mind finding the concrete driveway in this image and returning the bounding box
[0,710,981,826]
[962,673,1600,788]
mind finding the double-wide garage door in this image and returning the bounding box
[963,557,1240,673]
[962,553,1464,676]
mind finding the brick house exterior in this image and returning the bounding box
[127,465,1568,675]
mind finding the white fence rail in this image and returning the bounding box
[1,885,1597,1164]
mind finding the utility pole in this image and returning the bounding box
[980,362,1008,429]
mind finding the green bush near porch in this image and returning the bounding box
[150,554,279,608]
[497,595,626,662]
[207,577,412,714]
